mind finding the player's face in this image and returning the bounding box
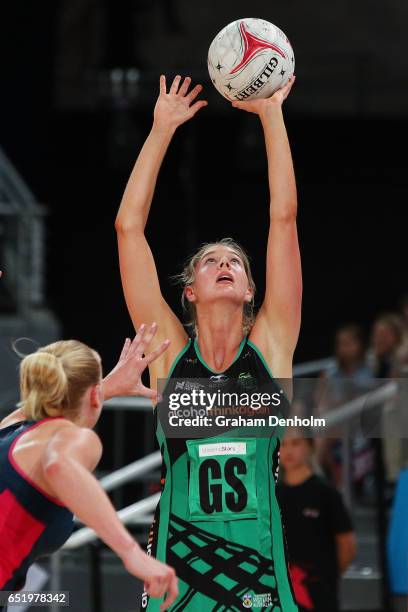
[186,246,252,308]
[280,437,311,470]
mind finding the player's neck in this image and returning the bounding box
[283,465,313,486]
[196,307,244,372]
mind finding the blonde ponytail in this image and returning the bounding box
[19,340,101,421]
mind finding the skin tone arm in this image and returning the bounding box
[42,426,177,610]
[336,532,357,573]
[233,77,302,377]
[0,407,26,426]
[115,75,207,379]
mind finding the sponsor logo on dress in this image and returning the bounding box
[209,374,229,387]
[184,357,198,364]
[175,380,204,391]
[199,441,247,457]
[242,592,253,608]
[141,519,156,608]
[238,371,257,391]
[242,591,273,608]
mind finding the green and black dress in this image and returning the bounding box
[141,337,298,611]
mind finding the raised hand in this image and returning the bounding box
[231,75,295,115]
[102,323,170,401]
[153,75,208,131]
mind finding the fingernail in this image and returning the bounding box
[140,323,145,329]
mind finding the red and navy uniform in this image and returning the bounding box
[0,417,74,592]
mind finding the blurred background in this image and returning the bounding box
[1,1,408,611]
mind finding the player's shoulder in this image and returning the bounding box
[49,422,99,443]
[41,421,101,457]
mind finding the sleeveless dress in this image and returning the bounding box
[0,417,74,593]
[141,337,298,611]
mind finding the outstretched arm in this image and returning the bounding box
[42,427,178,609]
[232,78,302,374]
[115,75,207,377]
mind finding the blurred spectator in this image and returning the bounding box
[370,312,408,377]
[398,294,408,330]
[277,430,356,612]
[331,324,371,379]
[315,325,373,490]
[370,313,408,494]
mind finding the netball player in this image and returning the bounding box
[116,74,301,610]
[0,324,178,611]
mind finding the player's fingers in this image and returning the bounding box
[135,321,158,356]
[144,579,160,598]
[129,324,147,353]
[169,74,182,94]
[189,100,208,116]
[118,337,131,361]
[282,75,296,99]
[178,76,191,97]
[159,75,167,95]
[138,384,162,401]
[231,100,256,113]
[160,575,179,610]
[145,339,171,364]
[148,575,167,598]
[185,83,203,103]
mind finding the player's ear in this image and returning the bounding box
[184,285,196,303]
[90,384,102,410]
[244,286,253,303]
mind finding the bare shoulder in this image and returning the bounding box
[43,424,102,472]
[249,314,294,379]
[46,423,101,450]
[11,419,76,453]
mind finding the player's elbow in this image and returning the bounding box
[270,202,297,224]
[115,216,144,235]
